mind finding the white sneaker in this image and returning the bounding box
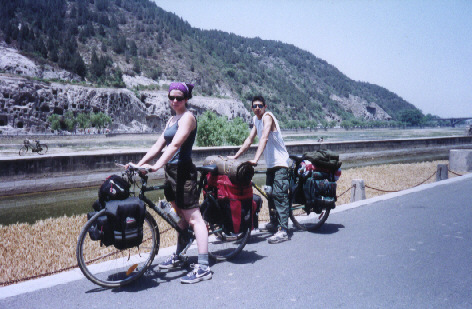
[268,228,288,244]
[180,264,212,284]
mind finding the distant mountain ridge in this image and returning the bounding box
[0,0,421,132]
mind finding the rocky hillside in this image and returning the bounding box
[0,43,250,133]
[0,0,421,133]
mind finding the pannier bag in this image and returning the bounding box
[98,175,130,204]
[203,173,257,234]
[87,211,115,247]
[88,197,146,250]
[296,150,342,212]
[203,156,254,186]
[303,178,337,212]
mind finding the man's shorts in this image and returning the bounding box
[164,161,199,209]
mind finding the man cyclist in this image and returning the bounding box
[228,95,290,244]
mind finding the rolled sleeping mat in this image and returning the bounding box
[203,156,254,185]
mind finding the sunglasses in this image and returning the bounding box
[168,95,186,101]
[252,104,264,109]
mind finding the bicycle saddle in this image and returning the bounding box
[289,154,304,162]
[197,164,218,175]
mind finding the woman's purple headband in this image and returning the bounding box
[168,82,194,98]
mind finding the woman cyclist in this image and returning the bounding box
[133,82,211,284]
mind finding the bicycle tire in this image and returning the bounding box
[76,210,159,288]
[290,201,330,231]
[207,223,250,261]
[37,144,48,155]
[19,146,27,156]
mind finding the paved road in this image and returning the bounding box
[1,174,471,308]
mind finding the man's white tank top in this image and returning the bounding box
[253,112,290,168]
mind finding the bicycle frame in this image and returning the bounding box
[136,166,213,234]
[137,176,184,233]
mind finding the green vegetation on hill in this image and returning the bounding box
[0,0,423,127]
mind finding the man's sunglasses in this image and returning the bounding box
[252,104,264,109]
[168,95,186,101]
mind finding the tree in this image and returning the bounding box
[196,111,226,146]
[64,111,77,132]
[196,111,249,146]
[224,117,249,146]
[47,114,61,131]
[72,53,87,77]
[76,112,90,132]
[399,109,424,126]
[129,40,137,56]
[340,120,353,130]
[90,112,112,133]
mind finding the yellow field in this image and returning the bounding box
[0,160,466,286]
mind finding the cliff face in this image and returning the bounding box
[0,42,252,133]
[0,74,250,133]
[330,94,392,121]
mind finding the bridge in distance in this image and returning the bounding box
[436,117,472,127]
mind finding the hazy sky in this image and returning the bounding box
[153,0,471,118]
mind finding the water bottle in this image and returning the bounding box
[159,200,182,225]
[263,185,273,197]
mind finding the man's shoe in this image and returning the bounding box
[180,264,212,284]
[158,253,184,269]
[268,228,288,244]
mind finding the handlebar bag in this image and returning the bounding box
[104,197,146,250]
[98,175,130,203]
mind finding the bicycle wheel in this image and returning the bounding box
[37,144,48,155]
[290,202,330,231]
[19,146,27,156]
[207,223,250,261]
[76,210,159,288]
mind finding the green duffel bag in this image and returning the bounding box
[303,150,342,172]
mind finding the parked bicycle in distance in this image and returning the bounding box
[76,163,251,288]
[19,139,48,156]
[252,154,336,232]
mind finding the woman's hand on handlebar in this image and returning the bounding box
[118,162,153,173]
[137,163,158,173]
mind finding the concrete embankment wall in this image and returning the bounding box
[2,136,472,180]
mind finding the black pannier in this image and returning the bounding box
[200,193,223,226]
[88,197,146,250]
[87,212,114,247]
[303,178,337,213]
[106,197,146,250]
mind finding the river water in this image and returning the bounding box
[0,127,466,225]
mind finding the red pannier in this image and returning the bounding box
[204,174,258,233]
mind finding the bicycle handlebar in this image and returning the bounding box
[115,162,152,173]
